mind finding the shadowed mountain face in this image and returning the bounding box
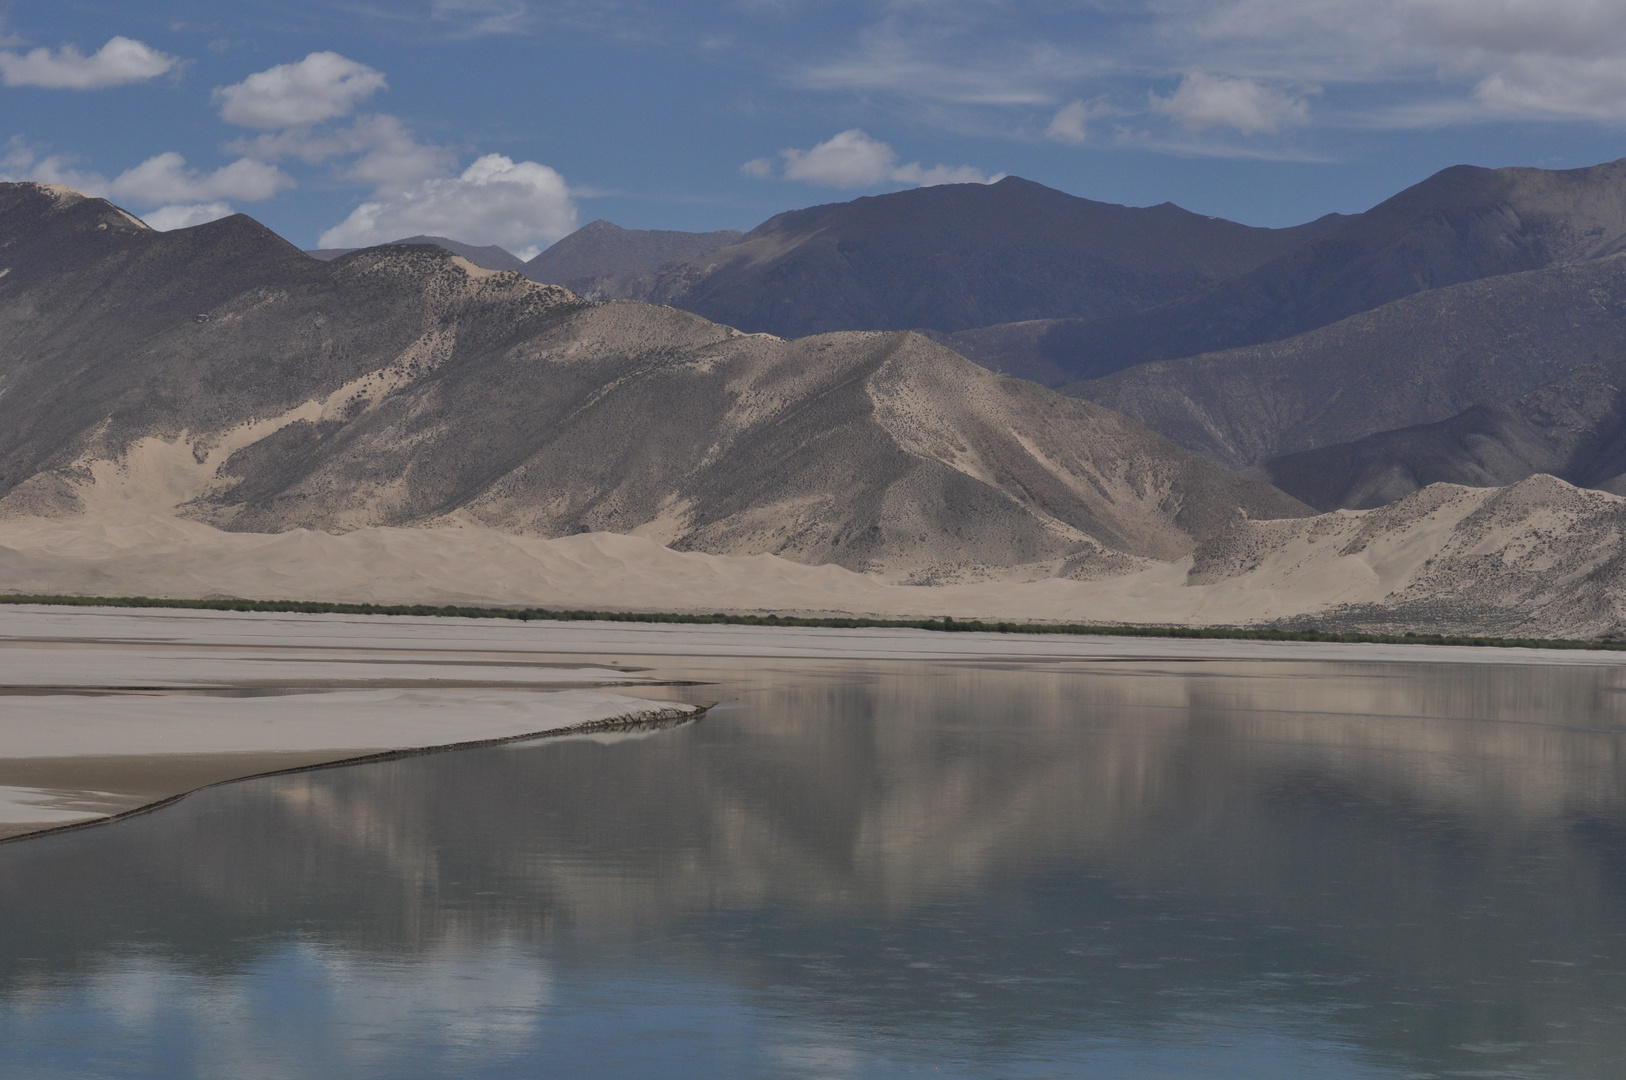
[1264,363,1626,510]
[307,235,528,273]
[522,219,743,298]
[1001,158,1626,383]
[1073,254,1626,469]
[634,176,1343,339]
[0,182,1308,581]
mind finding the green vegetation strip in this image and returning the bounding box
[0,592,1621,652]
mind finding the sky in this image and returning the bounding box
[2,1,1625,256]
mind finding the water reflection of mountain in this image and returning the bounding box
[1,660,1623,1076]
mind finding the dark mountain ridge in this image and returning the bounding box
[1040,157,1626,381]
[635,176,1345,339]
[1263,362,1626,510]
[1074,251,1626,470]
[521,220,743,297]
[307,234,528,273]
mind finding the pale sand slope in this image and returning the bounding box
[3,472,1626,635]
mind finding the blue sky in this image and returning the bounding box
[3,1,1626,254]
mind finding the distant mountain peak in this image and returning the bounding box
[303,235,527,274]
[523,220,745,288]
[21,181,91,207]
[0,181,151,234]
[632,176,1342,339]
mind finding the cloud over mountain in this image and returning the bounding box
[1150,72,1312,135]
[108,152,292,206]
[318,153,576,252]
[141,202,234,231]
[744,129,997,189]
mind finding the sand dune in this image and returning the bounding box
[3,473,1624,636]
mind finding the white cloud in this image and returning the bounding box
[432,0,533,37]
[1045,100,1091,144]
[319,153,577,250]
[0,36,177,89]
[891,162,997,185]
[141,202,235,231]
[1151,72,1311,134]
[768,129,997,189]
[796,23,1087,107]
[217,54,573,252]
[781,129,897,187]
[0,136,109,194]
[234,114,455,196]
[1406,0,1626,58]
[340,116,460,193]
[1471,54,1626,120]
[108,152,293,206]
[1156,0,1626,125]
[215,52,386,130]
[786,0,1626,149]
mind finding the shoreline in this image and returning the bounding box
[0,703,704,846]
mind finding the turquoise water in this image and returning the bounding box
[1,657,1623,1078]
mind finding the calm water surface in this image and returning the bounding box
[1,655,1624,1078]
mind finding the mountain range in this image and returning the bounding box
[561,158,1626,517]
[512,165,1626,508]
[0,182,1305,585]
[8,158,1626,634]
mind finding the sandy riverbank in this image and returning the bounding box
[0,510,1383,627]
[0,606,714,839]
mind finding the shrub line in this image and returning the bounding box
[0,592,1620,651]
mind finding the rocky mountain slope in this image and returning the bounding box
[0,182,1307,583]
[1188,475,1626,638]
[1029,158,1626,381]
[631,176,1343,339]
[522,219,742,298]
[1073,253,1626,468]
